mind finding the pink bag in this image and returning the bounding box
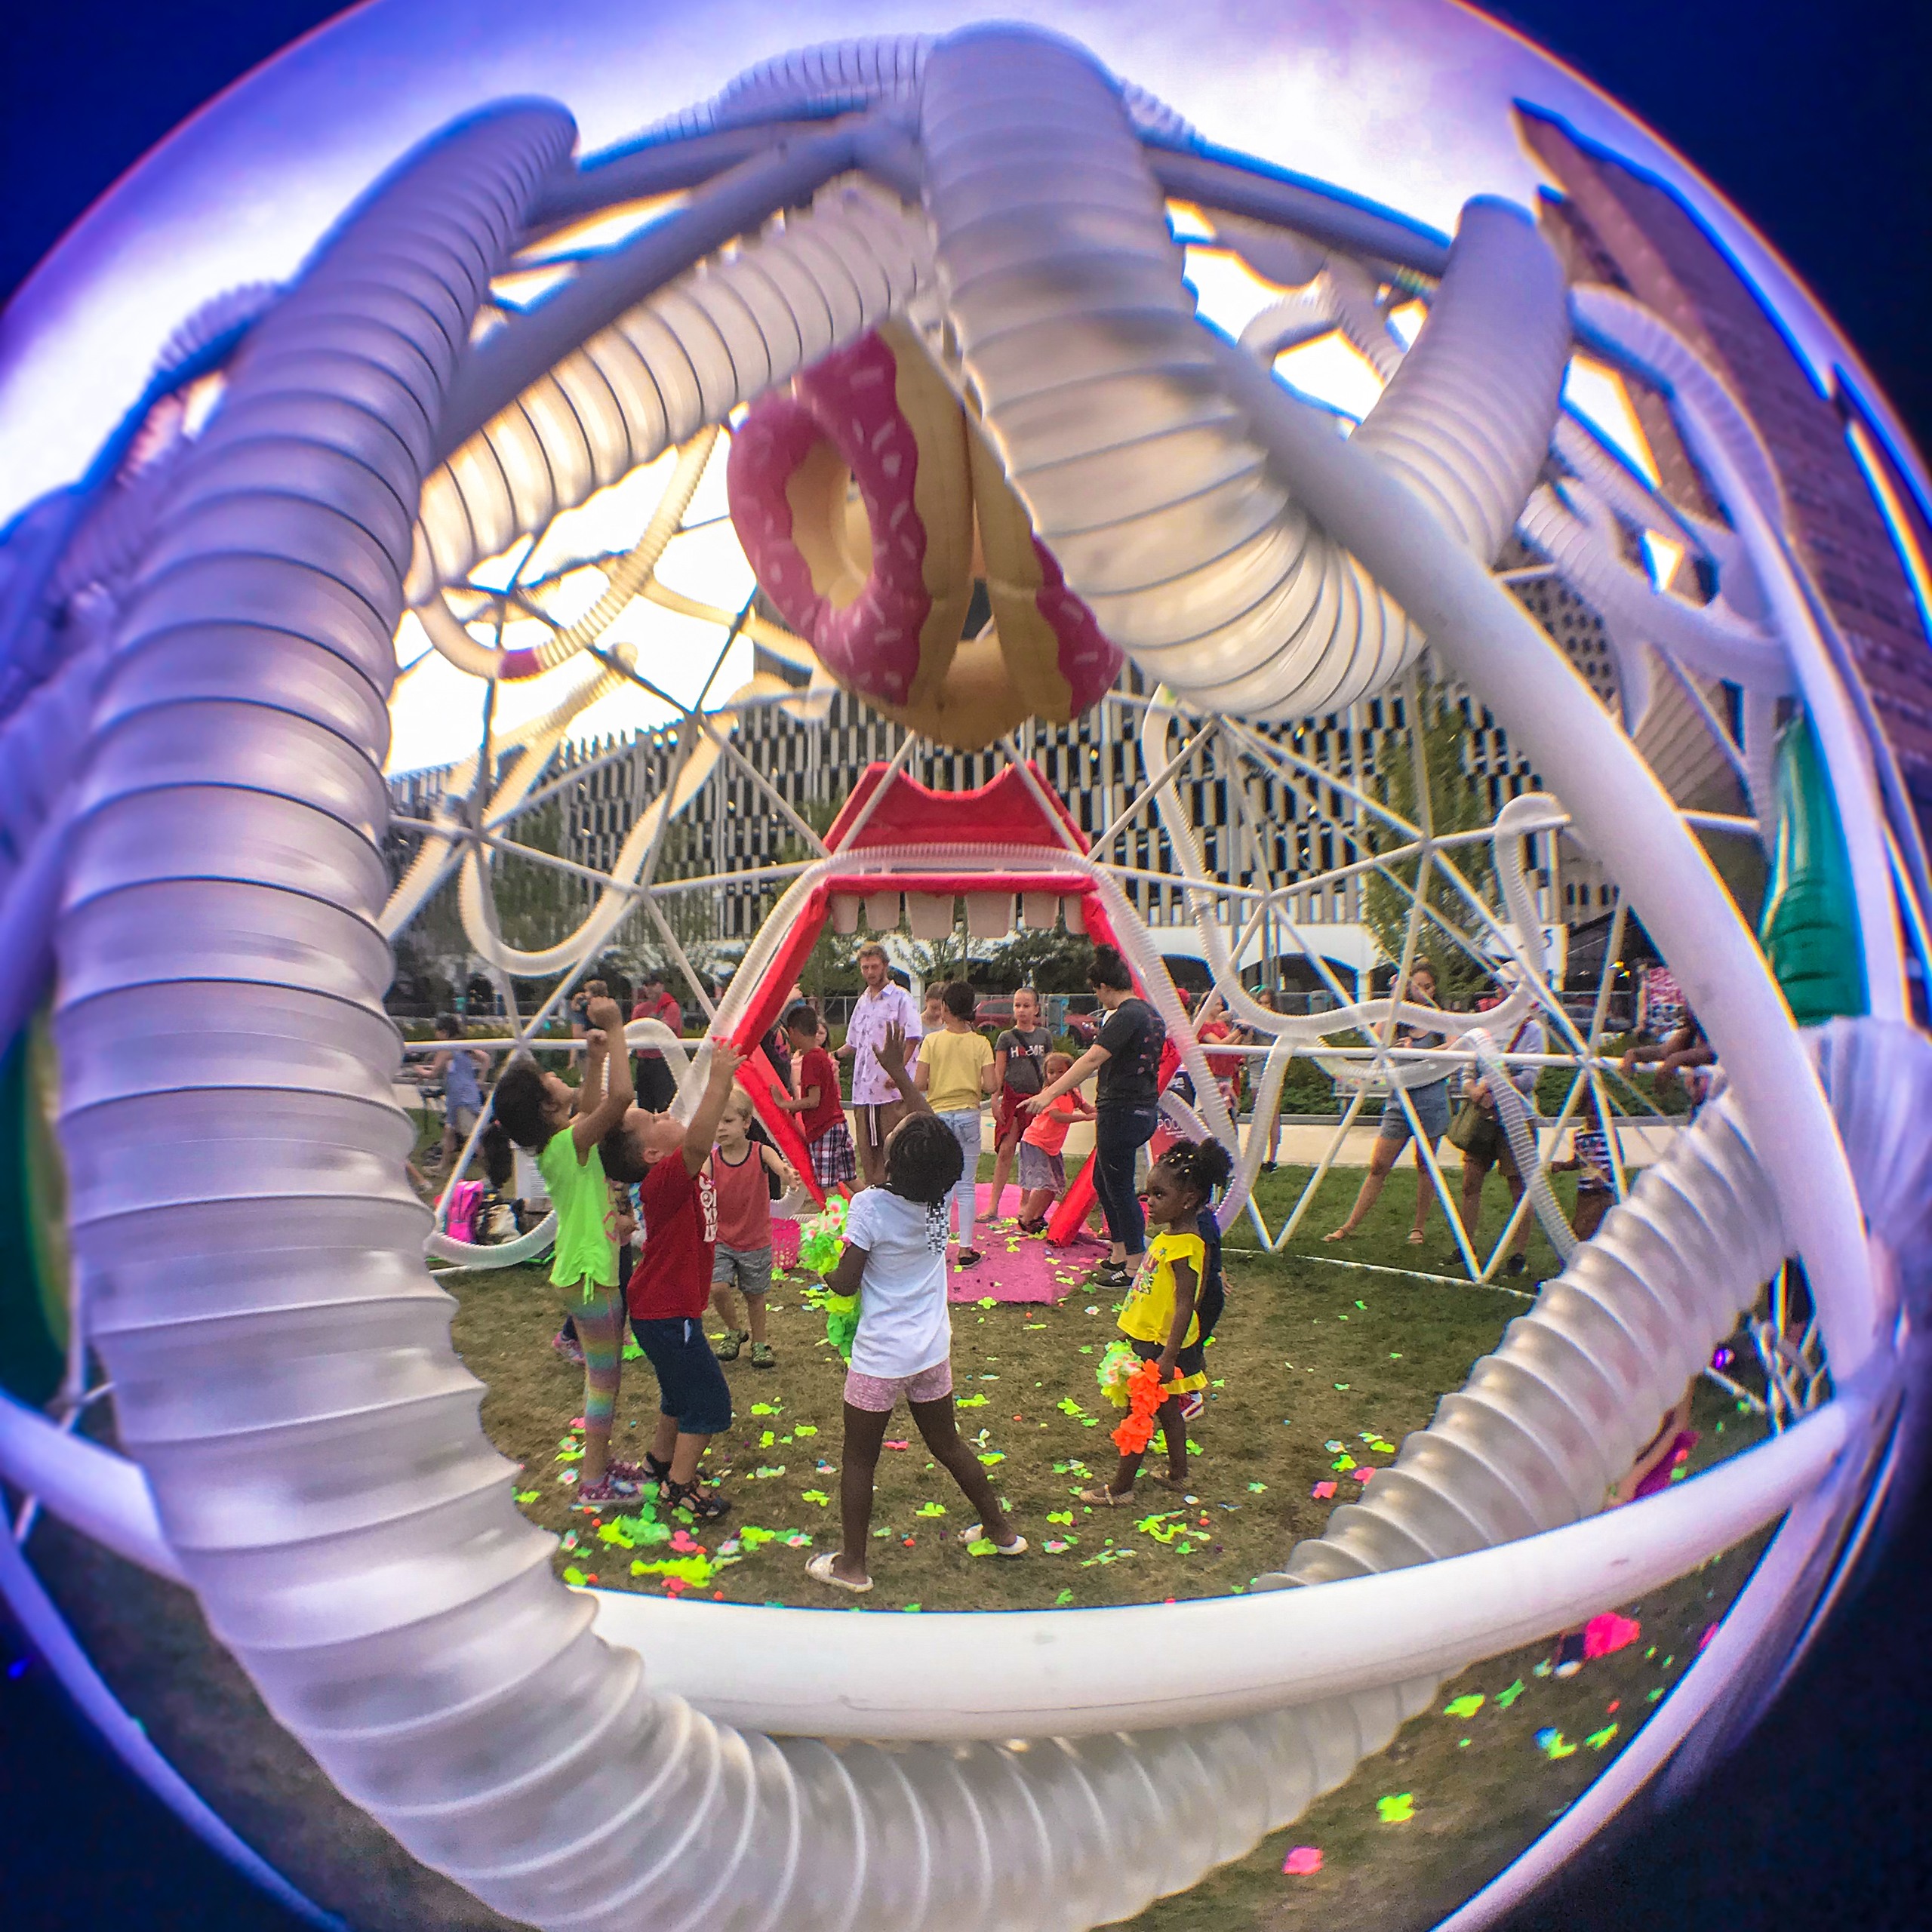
[444,1180,485,1244]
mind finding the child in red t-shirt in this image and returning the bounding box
[774,1000,855,1190]
[601,1041,743,1521]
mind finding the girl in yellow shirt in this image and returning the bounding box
[1081,1138,1233,1505]
[914,981,998,1267]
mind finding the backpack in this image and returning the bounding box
[444,1180,486,1244]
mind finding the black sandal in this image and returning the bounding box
[660,1477,731,1521]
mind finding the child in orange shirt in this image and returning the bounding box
[1014,1052,1094,1232]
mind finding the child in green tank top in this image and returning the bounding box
[484,995,640,1509]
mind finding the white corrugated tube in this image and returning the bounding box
[918,26,1570,718]
[1266,1085,1787,1586]
[633,34,1194,149]
[37,55,1870,1932]
[405,182,936,601]
[38,94,1500,1932]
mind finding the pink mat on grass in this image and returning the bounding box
[946,1184,1108,1304]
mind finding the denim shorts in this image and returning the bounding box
[631,1315,734,1435]
[1377,1077,1451,1146]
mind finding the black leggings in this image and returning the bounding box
[1092,1105,1158,1255]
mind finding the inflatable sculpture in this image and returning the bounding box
[1,5,1930,1930]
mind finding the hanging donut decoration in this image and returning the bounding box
[726,318,1122,747]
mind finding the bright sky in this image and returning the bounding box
[0,0,1820,778]
[387,445,756,774]
[380,225,1664,773]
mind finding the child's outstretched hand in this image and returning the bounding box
[876,1022,911,1085]
[707,1040,747,1088]
[585,995,624,1035]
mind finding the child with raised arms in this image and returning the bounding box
[915,980,998,1267]
[709,1087,797,1368]
[807,1024,1024,1593]
[482,996,639,1509]
[601,1041,746,1520]
[1081,1138,1233,1506]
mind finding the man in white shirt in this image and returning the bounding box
[839,942,924,1187]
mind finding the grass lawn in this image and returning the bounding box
[20,1146,1778,1932]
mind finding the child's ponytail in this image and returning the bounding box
[1154,1137,1234,1208]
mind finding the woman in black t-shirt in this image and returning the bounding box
[1025,946,1166,1288]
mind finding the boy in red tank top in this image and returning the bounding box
[709,1088,798,1368]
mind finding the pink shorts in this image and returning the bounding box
[843,1359,954,1412]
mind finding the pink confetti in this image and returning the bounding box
[1282,1847,1324,1876]
[1697,1621,1718,1651]
[1355,1467,1375,1483]
[885,1440,912,1451]
[1583,1612,1641,1660]
[1311,1480,1337,1500]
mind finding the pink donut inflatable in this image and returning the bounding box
[728,321,1121,747]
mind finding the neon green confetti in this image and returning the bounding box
[902,1603,922,1613]
[1377,1793,1414,1823]
[794,1424,818,1438]
[915,1502,947,1518]
[514,1491,539,1505]
[1368,1438,1397,1454]
[1055,1589,1075,1607]
[749,1402,781,1416]
[1247,1481,1268,1493]
[1495,1678,1525,1709]
[1586,1723,1620,1749]
[967,1538,998,1556]
[561,1566,588,1586]
[1443,1694,1484,1719]
[957,1394,989,1408]
[801,1490,830,1506]
[630,1555,715,1586]
[1331,1454,1357,1472]
[739,1527,777,1549]
[977,1451,1004,1465]
[1047,1510,1074,1525]
[759,1431,776,1448]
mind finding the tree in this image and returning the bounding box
[1360,676,1500,1008]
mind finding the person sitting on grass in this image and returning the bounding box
[1080,1139,1229,1508]
[774,1000,856,1192]
[806,1023,1024,1595]
[709,1087,796,1369]
[915,980,998,1268]
[1620,1009,1717,1118]
[483,998,641,1510]
[1013,1051,1094,1233]
[601,1041,746,1521]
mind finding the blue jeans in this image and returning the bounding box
[939,1107,982,1248]
[1094,1105,1158,1255]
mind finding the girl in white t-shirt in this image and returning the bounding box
[807,1026,1024,1593]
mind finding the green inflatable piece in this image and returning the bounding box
[1758,713,1868,1026]
[0,1023,69,1406]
